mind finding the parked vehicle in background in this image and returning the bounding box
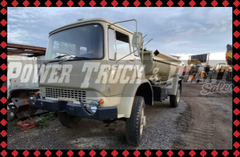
[7,56,47,119]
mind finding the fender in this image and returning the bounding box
[118,79,153,118]
[167,77,181,95]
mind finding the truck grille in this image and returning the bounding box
[46,88,86,102]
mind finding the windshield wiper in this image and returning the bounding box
[44,54,72,65]
[54,54,72,59]
[58,56,90,64]
[44,55,90,65]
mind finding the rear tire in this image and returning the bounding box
[58,112,82,128]
[170,84,181,107]
[126,96,145,146]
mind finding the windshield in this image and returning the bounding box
[45,24,104,61]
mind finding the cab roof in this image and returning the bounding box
[49,18,134,35]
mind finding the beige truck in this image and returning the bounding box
[29,18,182,146]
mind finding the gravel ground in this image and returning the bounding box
[8,99,188,150]
[7,81,232,149]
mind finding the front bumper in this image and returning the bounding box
[29,99,117,120]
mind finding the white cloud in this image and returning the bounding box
[7,7,232,55]
[219,26,227,32]
[201,28,207,31]
[7,29,30,44]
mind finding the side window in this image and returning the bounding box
[108,29,116,60]
[115,31,130,55]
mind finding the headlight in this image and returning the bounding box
[86,101,99,114]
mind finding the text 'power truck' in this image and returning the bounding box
[29,18,183,146]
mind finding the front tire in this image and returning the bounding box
[126,96,146,146]
[58,112,82,128]
[170,84,181,107]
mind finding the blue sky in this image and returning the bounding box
[7,7,232,62]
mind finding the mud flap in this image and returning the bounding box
[166,77,179,96]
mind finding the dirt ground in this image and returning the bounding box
[7,80,232,150]
[175,81,232,149]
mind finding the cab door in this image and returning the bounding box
[107,29,137,96]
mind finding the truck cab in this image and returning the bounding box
[29,18,182,146]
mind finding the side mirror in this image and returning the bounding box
[132,32,143,48]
